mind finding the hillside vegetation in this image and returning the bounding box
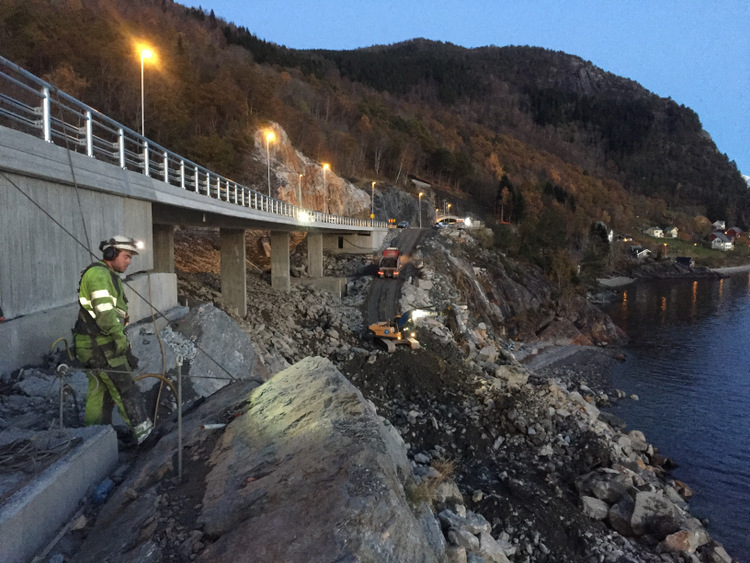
[2,0,748,282]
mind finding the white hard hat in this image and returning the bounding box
[100,235,142,255]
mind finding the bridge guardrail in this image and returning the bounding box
[0,56,386,229]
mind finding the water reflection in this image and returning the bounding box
[609,276,749,330]
[603,273,750,557]
[691,281,698,318]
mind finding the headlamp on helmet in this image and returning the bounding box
[99,235,142,256]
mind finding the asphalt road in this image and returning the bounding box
[365,227,429,325]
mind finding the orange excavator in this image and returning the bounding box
[366,309,440,352]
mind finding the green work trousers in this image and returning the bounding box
[84,369,132,427]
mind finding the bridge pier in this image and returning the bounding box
[153,224,175,273]
[307,232,324,277]
[220,228,247,316]
[271,231,291,292]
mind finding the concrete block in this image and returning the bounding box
[292,277,348,297]
[0,426,118,563]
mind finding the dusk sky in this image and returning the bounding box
[186,1,750,176]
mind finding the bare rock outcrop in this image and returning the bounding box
[198,356,438,562]
[74,357,445,562]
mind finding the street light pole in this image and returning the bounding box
[140,48,153,136]
[322,163,330,214]
[418,192,423,228]
[266,131,275,197]
[371,181,376,226]
[298,173,303,205]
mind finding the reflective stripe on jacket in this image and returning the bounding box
[73,261,129,366]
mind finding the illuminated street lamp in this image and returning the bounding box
[418,192,423,228]
[322,163,330,213]
[371,181,376,226]
[266,131,276,197]
[298,173,303,205]
[140,47,153,136]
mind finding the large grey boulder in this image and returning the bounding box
[173,303,258,398]
[74,357,441,562]
[198,357,439,562]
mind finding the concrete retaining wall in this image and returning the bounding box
[325,231,386,254]
[0,426,118,563]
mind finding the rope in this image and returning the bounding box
[148,273,168,424]
[1,169,238,382]
[0,434,81,472]
[53,88,92,257]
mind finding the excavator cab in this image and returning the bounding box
[365,309,439,352]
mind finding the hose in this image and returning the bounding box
[134,373,178,401]
[49,337,74,361]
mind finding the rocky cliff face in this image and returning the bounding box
[411,226,626,348]
[254,125,371,218]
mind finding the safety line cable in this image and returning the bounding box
[1,173,237,382]
[53,88,92,258]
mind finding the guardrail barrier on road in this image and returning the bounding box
[0,55,386,229]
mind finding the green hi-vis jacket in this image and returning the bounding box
[73,261,130,368]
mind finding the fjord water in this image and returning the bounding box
[603,274,750,559]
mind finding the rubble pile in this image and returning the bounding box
[0,225,739,562]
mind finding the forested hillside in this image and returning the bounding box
[2,0,747,276]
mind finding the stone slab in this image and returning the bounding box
[0,426,118,563]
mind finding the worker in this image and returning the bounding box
[73,235,153,445]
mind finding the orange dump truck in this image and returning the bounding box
[377,247,401,278]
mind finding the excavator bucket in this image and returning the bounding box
[378,338,397,353]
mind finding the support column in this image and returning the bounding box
[271,231,291,292]
[307,232,324,278]
[220,228,247,316]
[152,224,175,273]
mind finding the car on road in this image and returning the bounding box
[397,221,410,229]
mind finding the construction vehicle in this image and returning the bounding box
[366,309,439,352]
[377,247,401,278]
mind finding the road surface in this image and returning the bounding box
[365,228,429,325]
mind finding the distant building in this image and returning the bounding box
[663,226,679,238]
[726,227,744,240]
[712,220,726,231]
[645,227,663,238]
[629,245,652,260]
[675,256,695,268]
[708,232,734,251]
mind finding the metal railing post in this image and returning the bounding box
[85,111,93,157]
[143,141,150,177]
[118,128,125,168]
[42,87,51,142]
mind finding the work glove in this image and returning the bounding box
[114,333,129,356]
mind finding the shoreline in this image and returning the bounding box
[710,263,750,275]
[595,261,750,290]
